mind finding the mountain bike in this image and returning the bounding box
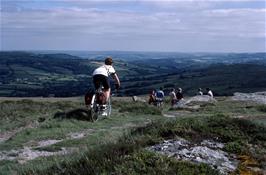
[89,88,112,121]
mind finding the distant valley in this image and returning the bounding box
[0,51,266,97]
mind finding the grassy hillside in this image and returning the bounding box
[0,52,164,97]
[0,97,265,174]
[0,51,266,97]
[121,63,266,96]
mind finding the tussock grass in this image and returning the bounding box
[128,113,266,161]
[113,101,162,115]
[200,100,262,116]
[137,114,266,145]
[256,105,266,113]
[115,151,218,175]
[0,100,80,132]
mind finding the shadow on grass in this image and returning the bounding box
[53,108,92,121]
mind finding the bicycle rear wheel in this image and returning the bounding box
[90,94,99,121]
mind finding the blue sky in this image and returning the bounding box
[1,0,265,52]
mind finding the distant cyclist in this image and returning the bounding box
[197,88,203,95]
[169,88,177,106]
[155,87,165,106]
[176,87,184,102]
[206,88,213,98]
[92,57,120,104]
[148,89,156,105]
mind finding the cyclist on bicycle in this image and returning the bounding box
[155,87,164,106]
[92,57,120,104]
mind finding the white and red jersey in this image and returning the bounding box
[92,65,116,77]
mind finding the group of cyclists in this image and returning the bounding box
[89,57,214,112]
[148,87,184,107]
[149,87,214,107]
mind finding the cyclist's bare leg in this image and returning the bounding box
[103,88,111,104]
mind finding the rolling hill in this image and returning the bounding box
[0,51,266,97]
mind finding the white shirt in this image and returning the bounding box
[207,90,213,98]
[169,91,177,99]
[92,65,116,77]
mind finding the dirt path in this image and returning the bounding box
[0,119,152,163]
[0,121,39,143]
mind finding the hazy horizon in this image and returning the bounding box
[1,50,266,54]
[1,0,266,52]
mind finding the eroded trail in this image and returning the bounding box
[0,129,93,163]
[0,121,39,143]
[0,119,152,163]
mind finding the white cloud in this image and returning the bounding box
[1,0,265,51]
[3,7,264,36]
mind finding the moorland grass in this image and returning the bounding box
[113,101,162,115]
[1,98,266,175]
[0,99,81,132]
[22,114,266,175]
[256,105,266,113]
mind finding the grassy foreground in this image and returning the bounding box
[0,97,265,175]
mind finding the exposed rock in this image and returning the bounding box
[37,139,63,147]
[173,99,187,108]
[171,96,216,110]
[201,140,224,149]
[132,96,146,103]
[232,92,266,104]
[147,138,238,175]
[185,95,217,104]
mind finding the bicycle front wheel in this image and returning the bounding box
[90,94,98,122]
[106,97,112,117]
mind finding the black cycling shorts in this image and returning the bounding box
[93,74,110,90]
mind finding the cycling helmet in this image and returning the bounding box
[105,57,113,65]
